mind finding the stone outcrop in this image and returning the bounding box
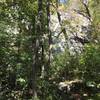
[50,0,91,54]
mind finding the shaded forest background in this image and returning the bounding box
[0,0,100,100]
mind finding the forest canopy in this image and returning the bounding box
[0,0,100,100]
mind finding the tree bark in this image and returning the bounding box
[31,16,38,99]
[46,0,51,75]
[31,0,43,99]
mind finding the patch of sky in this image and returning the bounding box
[59,0,68,3]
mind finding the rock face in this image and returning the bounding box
[58,79,83,91]
[50,0,91,54]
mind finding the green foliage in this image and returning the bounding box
[79,44,100,81]
[0,0,100,100]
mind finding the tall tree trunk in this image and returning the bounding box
[46,0,51,75]
[31,17,38,99]
[31,0,43,99]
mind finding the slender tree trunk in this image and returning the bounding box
[81,0,91,21]
[31,17,38,99]
[31,0,43,99]
[46,0,51,75]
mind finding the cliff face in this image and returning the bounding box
[67,0,81,10]
[50,0,91,54]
